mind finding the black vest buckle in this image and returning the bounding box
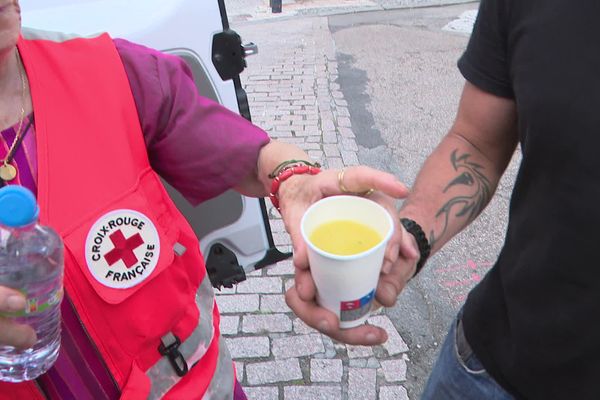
[158,332,189,377]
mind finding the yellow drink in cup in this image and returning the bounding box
[310,220,382,256]
[301,196,393,328]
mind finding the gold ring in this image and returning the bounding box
[362,188,375,197]
[338,168,351,193]
[338,168,375,197]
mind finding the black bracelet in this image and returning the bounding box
[400,218,431,277]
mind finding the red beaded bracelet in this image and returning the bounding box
[269,164,321,211]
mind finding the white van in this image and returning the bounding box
[21,0,290,288]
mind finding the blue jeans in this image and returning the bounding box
[421,312,514,400]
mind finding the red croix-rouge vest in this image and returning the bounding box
[0,32,234,399]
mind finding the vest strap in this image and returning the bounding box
[147,274,232,398]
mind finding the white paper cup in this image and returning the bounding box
[300,195,394,329]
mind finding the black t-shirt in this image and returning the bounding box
[460,1,600,398]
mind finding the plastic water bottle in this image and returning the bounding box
[0,186,63,382]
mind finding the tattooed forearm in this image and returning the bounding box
[429,149,492,249]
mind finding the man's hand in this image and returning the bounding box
[374,228,419,309]
[277,166,418,345]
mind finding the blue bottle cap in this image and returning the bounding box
[0,186,39,227]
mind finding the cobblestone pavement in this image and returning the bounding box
[214,17,412,400]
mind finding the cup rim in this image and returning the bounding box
[300,195,395,261]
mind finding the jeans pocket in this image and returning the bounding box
[454,318,487,375]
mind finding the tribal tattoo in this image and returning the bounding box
[429,149,492,249]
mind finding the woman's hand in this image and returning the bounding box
[276,166,419,345]
[0,286,36,349]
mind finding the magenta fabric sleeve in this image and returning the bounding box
[114,38,270,205]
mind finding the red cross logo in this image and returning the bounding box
[104,230,144,268]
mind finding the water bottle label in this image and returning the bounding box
[0,287,64,318]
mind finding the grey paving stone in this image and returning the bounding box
[331,90,344,99]
[294,129,311,137]
[321,119,336,132]
[250,92,270,99]
[317,336,338,359]
[291,123,308,132]
[213,286,236,295]
[338,127,356,138]
[301,142,323,151]
[307,150,324,161]
[348,368,377,400]
[260,294,291,313]
[306,129,323,137]
[325,157,345,170]
[293,318,317,334]
[271,137,305,146]
[219,315,240,336]
[284,279,295,291]
[323,143,341,157]
[272,333,325,359]
[242,314,292,334]
[323,131,338,144]
[270,130,294,138]
[242,386,279,400]
[341,138,359,152]
[318,102,332,112]
[379,385,409,400]
[337,116,352,127]
[380,359,407,382]
[246,269,263,277]
[234,361,244,382]
[341,150,360,166]
[226,336,270,359]
[276,125,295,132]
[334,98,348,107]
[368,315,409,355]
[271,115,292,126]
[279,245,293,254]
[246,359,303,385]
[335,106,350,117]
[269,218,286,233]
[236,277,283,294]
[283,386,342,400]
[273,232,292,246]
[347,345,374,358]
[310,359,343,382]
[366,357,381,369]
[349,358,368,368]
[248,75,271,81]
[216,294,259,313]
[266,259,295,275]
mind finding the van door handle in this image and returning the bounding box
[242,42,258,57]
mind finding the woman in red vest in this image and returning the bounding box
[0,1,418,398]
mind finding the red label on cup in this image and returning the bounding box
[340,289,375,322]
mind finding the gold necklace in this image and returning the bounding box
[0,50,26,182]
